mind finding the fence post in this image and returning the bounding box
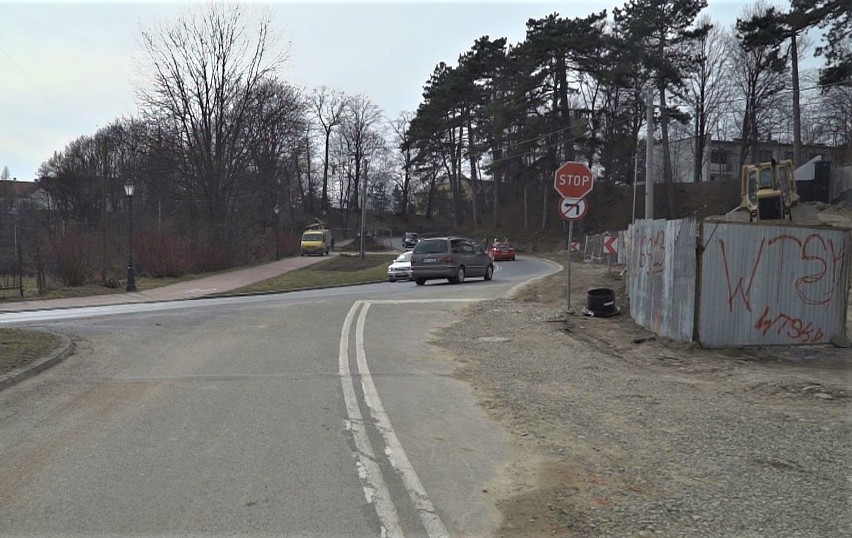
[16,243,23,297]
[35,246,45,295]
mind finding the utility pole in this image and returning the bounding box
[359,160,368,260]
[645,88,654,221]
[101,140,108,285]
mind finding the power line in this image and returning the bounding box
[0,44,74,125]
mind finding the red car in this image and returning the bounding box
[489,241,516,261]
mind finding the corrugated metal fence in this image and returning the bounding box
[626,219,698,342]
[623,218,851,346]
[582,231,629,266]
[698,221,851,346]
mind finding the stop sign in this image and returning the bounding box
[554,161,594,199]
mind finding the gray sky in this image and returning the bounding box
[0,1,783,180]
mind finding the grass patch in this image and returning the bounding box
[232,254,396,294]
[0,328,62,375]
[0,264,269,304]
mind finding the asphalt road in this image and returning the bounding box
[0,256,558,537]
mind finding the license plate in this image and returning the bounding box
[424,258,437,263]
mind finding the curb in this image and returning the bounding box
[0,333,75,392]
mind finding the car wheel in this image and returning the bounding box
[415,278,426,286]
[452,266,465,284]
[389,277,396,282]
[484,264,494,281]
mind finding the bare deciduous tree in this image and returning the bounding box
[339,94,384,226]
[136,3,285,235]
[389,111,414,218]
[729,1,789,169]
[310,86,347,212]
[684,16,731,182]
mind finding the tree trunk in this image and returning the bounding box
[321,130,331,211]
[541,179,550,231]
[791,34,802,166]
[451,125,465,226]
[557,54,575,162]
[401,152,411,218]
[466,119,480,226]
[492,145,502,228]
[657,81,677,219]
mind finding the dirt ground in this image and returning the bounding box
[433,258,850,538]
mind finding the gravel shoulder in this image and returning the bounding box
[433,259,851,538]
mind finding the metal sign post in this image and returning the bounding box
[567,221,573,313]
[558,197,586,313]
[554,162,595,316]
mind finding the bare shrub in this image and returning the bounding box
[49,231,96,287]
[190,244,229,273]
[134,232,191,278]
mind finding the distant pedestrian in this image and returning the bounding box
[330,236,335,251]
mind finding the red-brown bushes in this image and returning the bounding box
[134,232,192,278]
[48,231,97,287]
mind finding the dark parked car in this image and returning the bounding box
[403,232,419,249]
[410,236,494,285]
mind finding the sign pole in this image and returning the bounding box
[554,160,595,316]
[566,220,573,313]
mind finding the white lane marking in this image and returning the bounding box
[339,301,404,538]
[369,299,479,305]
[356,302,451,538]
[505,259,562,297]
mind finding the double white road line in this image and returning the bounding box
[338,299,477,538]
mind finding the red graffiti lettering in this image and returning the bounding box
[638,231,665,276]
[721,238,766,313]
[719,233,847,312]
[753,306,826,343]
[767,234,840,306]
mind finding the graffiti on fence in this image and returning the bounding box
[719,233,847,313]
[637,230,665,275]
[753,306,825,343]
[700,222,850,346]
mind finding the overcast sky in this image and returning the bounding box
[1,1,792,180]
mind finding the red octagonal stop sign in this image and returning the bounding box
[554,161,594,199]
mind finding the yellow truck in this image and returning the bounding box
[740,159,799,222]
[300,224,332,256]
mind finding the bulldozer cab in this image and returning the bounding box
[740,159,798,222]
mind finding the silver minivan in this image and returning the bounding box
[409,236,494,285]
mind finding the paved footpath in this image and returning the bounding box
[0,255,333,314]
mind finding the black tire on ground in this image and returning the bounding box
[484,265,494,281]
[415,278,426,286]
[389,277,396,282]
[450,266,465,284]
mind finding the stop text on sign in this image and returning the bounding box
[556,173,592,188]
[553,161,594,199]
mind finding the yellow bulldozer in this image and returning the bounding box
[740,159,799,222]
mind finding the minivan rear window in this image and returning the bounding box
[413,239,447,254]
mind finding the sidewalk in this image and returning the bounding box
[0,255,331,314]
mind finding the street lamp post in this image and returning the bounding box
[124,179,136,292]
[273,203,280,260]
